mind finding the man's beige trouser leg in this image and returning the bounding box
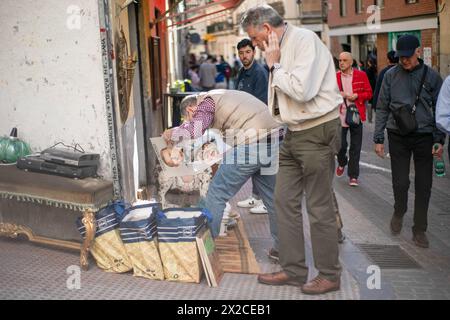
[275,119,342,281]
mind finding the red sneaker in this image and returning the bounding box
[336,166,345,177]
[349,178,359,187]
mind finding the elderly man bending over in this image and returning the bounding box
[163,89,283,260]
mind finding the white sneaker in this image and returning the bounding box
[237,197,261,208]
[249,204,268,214]
[219,215,239,236]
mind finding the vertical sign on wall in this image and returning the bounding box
[423,47,432,66]
[98,0,122,199]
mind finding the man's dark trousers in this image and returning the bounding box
[337,123,363,179]
[388,131,433,233]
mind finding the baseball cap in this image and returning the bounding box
[395,35,420,58]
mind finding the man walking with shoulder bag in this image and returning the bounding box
[373,35,444,248]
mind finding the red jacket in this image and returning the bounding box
[336,69,373,122]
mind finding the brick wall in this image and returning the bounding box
[330,36,343,59]
[328,0,437,27]
[421,28,438,68]
[376,33,389,71]
[302,0,322,12]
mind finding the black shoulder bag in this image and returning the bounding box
[390,65,428,136]
[339,74,361,128]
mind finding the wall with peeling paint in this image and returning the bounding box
[0,0,112,179]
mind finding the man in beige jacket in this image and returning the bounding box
[242,5,343,295]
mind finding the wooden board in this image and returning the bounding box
[196,227,224,287]
[215,217,260,274]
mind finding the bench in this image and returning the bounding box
[0,165,113,270]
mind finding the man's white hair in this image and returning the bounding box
[180,95,198,116]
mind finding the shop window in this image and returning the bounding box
[149,9,163,110]
[340,0,347,17]
[388,31,421,51]
[355,0,363,14]
[149,36,162,110]
[374,0,384,9]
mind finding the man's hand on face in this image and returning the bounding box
[263,31,281,69]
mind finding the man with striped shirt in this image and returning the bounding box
[163,89,283,258]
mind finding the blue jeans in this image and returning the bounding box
[200,141,280,250]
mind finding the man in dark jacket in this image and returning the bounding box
[373,35,444,248]
[365,56,377,123]
[234,38,272,217]
[235,38,269,104]
[372,51,398,111]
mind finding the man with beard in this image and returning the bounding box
[235,38,269,104]
[234,38,273,219]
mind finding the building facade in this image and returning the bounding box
[328,0,439,71]
[298,0,329,45]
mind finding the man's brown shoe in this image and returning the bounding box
[257,271,305,286]
[413,232,429,248]
[390,214,403,235]
[301,276,340,295]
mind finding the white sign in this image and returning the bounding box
[423,47,432,66]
